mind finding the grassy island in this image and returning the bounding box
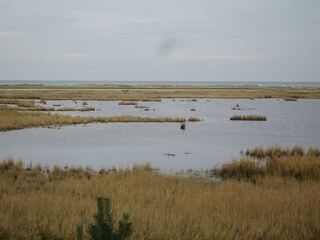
[0,110,198,132]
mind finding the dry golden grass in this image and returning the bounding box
[0,160,320,239]
[0,84,319,102]
[230,115,267,121]
[213,146,320,180]
[0,110,186,132]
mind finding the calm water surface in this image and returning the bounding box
[0,99,319,172]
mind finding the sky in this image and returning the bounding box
[0,0,319,82]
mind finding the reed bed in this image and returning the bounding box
[212,146,320,180]
[0,159,320,239]
[0,110,187,132]
[230,115,267,121]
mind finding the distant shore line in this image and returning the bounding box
[1,80,320,87]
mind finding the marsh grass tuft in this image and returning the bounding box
[230,115,267,121]
[283,98,298,101]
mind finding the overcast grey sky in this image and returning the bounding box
[0,0,319,82]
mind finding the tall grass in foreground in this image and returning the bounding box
[0,110,187,131]
[212,146,320,180]
[0,159,320,239]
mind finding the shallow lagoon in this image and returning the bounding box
[0,99,319,172]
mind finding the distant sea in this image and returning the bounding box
[0,80,319,87]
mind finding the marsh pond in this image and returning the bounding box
[0,98,319,172]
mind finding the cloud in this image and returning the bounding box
[56,52,87,59]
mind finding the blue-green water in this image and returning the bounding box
[0,80,319,87]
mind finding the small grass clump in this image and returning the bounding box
[118,101,138,106]
[213,146,320,180]
[57,107,95,112]
[134,105,149,109]
[188,117,201,122]
[283,98,298,101]
[230,115,267,121]
[79,106,95,111]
